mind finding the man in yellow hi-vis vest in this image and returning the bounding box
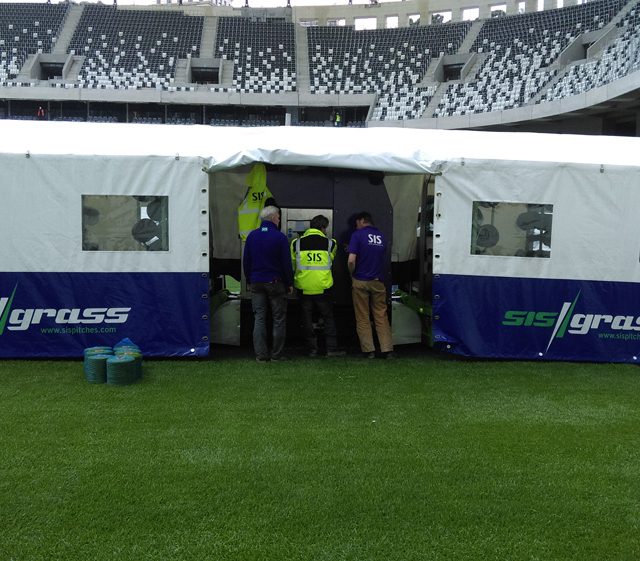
[291,215,345,357]
[237,163,273,241]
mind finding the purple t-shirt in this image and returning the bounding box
[348,225,386,281]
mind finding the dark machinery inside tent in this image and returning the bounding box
[209,165,430,351]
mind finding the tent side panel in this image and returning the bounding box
[0,153,210,357]
[432,274,640,363]
[433,161,640,362]
[0,272,209,358]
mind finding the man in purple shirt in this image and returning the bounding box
[243,206,294,362]
[347,211,394,359]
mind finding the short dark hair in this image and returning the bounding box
[354,212,373,225]
[310,215,329,230]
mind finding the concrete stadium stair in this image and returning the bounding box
[53,4,84,55]
[295,24,310,93]
[200,16,217,57]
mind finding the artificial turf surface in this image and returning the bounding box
[1,354,639,560]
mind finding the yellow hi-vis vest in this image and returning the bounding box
[237,163,273,241]
[291,228,337,295]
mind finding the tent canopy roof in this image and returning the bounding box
[1,120,639,173]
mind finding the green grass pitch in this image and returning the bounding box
[1,354,639,561]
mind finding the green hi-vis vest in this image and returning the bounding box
[237,163,273,241]
[291,228,337,295]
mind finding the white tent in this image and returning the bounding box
[2,120,640,169]
[0,120,638,361]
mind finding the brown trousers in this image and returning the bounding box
[351,278,394,353]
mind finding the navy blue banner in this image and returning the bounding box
[433,274,640,363]
[0,272,209,358]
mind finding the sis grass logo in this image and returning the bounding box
[0,284,131,335]
[502,291,640,353]
[0,284,18,335]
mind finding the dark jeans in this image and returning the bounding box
[250,281,287,360]
[300,292,338,353]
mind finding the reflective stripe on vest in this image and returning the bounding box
[237,192,269,240]
[294,238,334,271]
[238,204,261,239]
[238,163,272,240]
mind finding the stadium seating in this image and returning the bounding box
[542,2,640,101]
[0,2,68,85]
[308,23,471,120]
[53,115,85,122]
[88,115,120,123]
[0,1,639,127]
[297,119,332,127]
[307,24,471,94]
[433,0,627,117]
[216,17,296,93]
[130,115,163,124]
[370,84,438,120]
[166,114,198,125]
[68,5,203,90]
[209,116,281,126]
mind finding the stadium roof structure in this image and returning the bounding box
[1,120,639,173]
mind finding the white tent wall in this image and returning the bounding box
[209,166,250,261]
[0,140,210,358]
[384,174,423,263]
[433,160,640,363]
[0,153,209,273]
[435,160,640,282]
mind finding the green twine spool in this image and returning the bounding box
[113,342,140,352]
[115,349,143,380]
[84,353,111,384]
[83,347,113,380]
[106,355,139,386]
[84,346,113,357]
[114,345,140,355]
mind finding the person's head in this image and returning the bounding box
[310,215,329,232]
[354,211,373,229]
[260,205,280,226]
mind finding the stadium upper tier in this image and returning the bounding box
[434,0,627,116]
[69,5,203,90]
[0,0,639,128]
[307,22,472,120]
[0,3,67,83]
[307,22,472,95]
[542,1,640,101]
[216,17,296,93]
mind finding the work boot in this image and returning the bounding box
[271,355,289,362]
